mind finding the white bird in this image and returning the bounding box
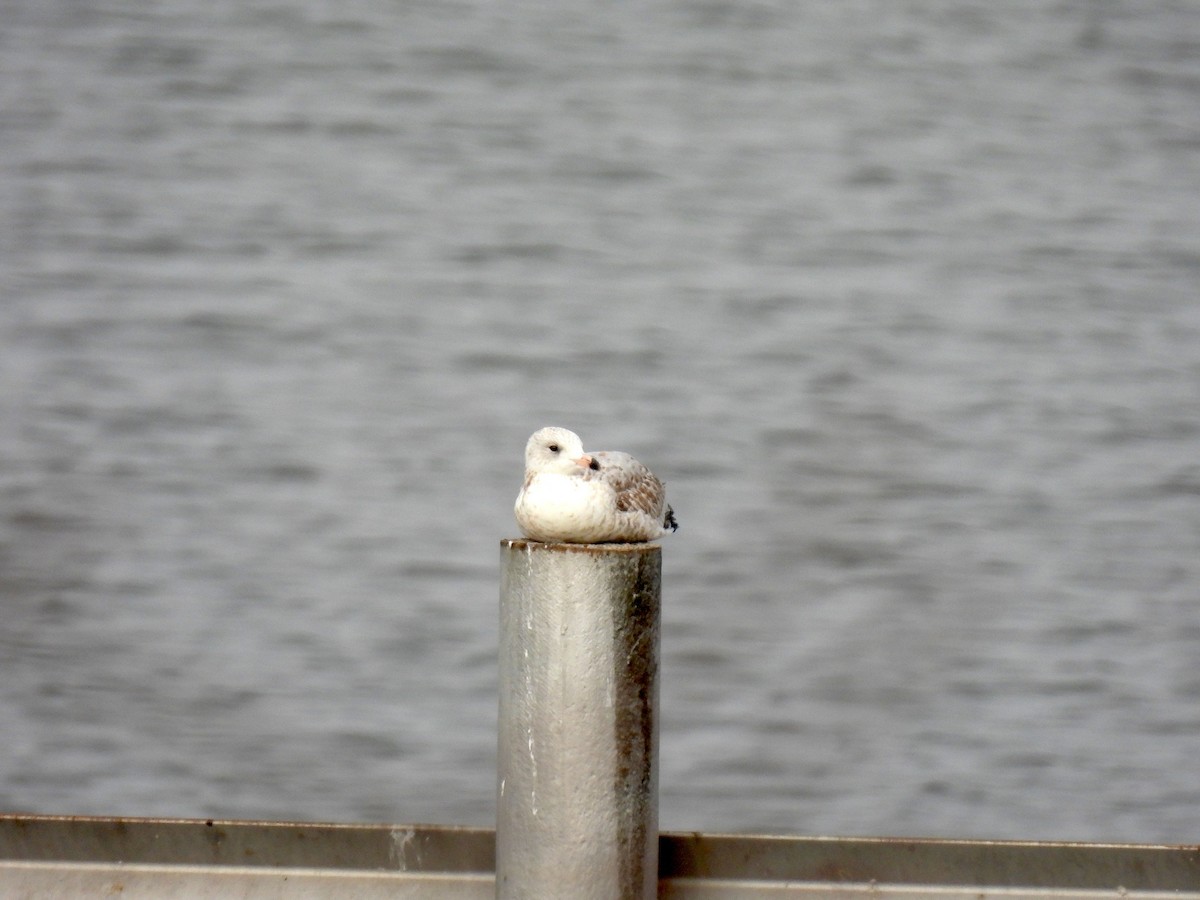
[514,426,678,544]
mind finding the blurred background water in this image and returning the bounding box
[2,0,1199,842]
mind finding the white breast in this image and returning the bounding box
[515,473,622,543]
[515,472,666,544]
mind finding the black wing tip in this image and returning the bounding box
[664,505,679,532]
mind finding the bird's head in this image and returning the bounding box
[524,426,592,475]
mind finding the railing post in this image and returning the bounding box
[496,539,661,900]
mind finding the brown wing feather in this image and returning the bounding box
[590,451,665,519]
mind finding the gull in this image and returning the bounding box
[515,426,678,544]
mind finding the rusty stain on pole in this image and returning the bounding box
[496,539,661,900]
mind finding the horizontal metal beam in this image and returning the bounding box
[2,816,1198,898]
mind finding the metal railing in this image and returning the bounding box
[3,815,1199,897]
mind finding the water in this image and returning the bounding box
[3,0,1199,842]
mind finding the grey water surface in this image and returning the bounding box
[3,0,1199,842]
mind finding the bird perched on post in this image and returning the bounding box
[515,426,678,544]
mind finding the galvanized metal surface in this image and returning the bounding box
[0,817,495,898]
[659,832,1200,896]
[2,817,1199,898]
[0,816,493,870]
[0,862,494,900]
[496,539,661,900]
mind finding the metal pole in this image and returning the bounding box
[497,539,661,900]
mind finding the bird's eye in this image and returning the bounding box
[589,458,601,471]
[547,443,559,452]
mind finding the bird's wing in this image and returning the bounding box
[590,451,665,519]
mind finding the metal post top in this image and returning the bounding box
[501,538,662,556]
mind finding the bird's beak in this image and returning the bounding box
[574,455,593,468]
